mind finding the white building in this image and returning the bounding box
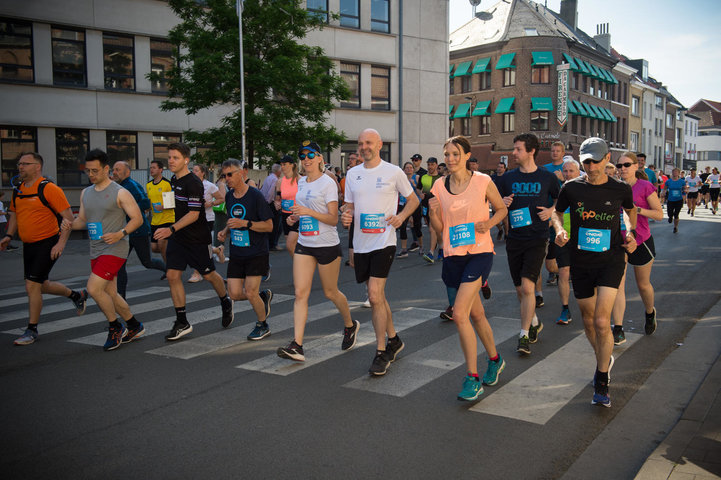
[683,112,699,165]
[641,87,666,169]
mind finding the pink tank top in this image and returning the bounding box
[280,176,298,213]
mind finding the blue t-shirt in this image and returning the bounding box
[225,187,273,258]
[497,167,560,241]
[543,162,564,188]
[644,168,657,186]
[665,178,685,202]
[119,177,151,236]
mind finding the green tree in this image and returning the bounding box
[156,0,350,168]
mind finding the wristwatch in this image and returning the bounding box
[121,228,128,237]
[246,220,253,230]
[629,229,637,239]
[170,225,176,234]
[636,206,641,213]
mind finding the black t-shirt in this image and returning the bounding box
[555,176,634,266]
[225,187,273,258]
[171,172,211,245]
[497,167,560,241]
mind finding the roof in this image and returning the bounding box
[689,99,721,127]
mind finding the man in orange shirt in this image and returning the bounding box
[0,153,88,345]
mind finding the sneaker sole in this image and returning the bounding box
[75,290,88,315]
[591,398,612,408]
[247,330,271,341]
[458,388,484,401]
[263,290,273,319]
[341,320,360,351]
[277,349,305,362]
[369,364,389,376]
[613,337,627,346]
[166,325,193,341]
[14,337,37,346]
[645,308,657,335]
[122,328,146,343]
[483,359,506,386]
[387,342,404,362]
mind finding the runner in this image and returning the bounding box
[344,152,361,267]
[705,167,720,214]
[0,152,87,346]
[542,142,566,291]
[497,133,559,356]
[146,160,174,270]
[153,143,234,341]
[685,168,702,216]
[490,161,509,241]
[428,135,508,401]
[555,158,582,325]
[216,158,274,341]
[611,152,663,345]
[341,128,420,376]
[187,163,225,283]
[419,157,442,263]
[275,155,299,258]
[552,137,638,407]
[700,166,711,208]
[65,149,145,351]
[664,168,685,233]
[276,141,358,361]
[396,161,423,258]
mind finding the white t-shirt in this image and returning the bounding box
[296,174,340,248]
[344,160,414,254]
[686,176,702,193]
[0,200,7,223]
[707,174,720,189]
[202,179,219,222]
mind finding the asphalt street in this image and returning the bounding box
[1,205,719,479]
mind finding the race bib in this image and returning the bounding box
[399,195,407,206]
[422,206,428,216]
[299,216,320,236]
[669,189,682,201]
[87,222,103,240]
[162,191,175,209]
[360,213,386,233]
[509,207,532,228]
[578,227,610,252]
[281,199,294,212]
[713,179,719,186]
[152,202,162,213]
[231,229,249,247]
[449,223,475,248]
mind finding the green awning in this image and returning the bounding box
[598,68,613,84]
[471,100,491,116]
[605,69,619,85]
[595,106,611,121]
[587,104,604,120]
[573,100,590,117]
[575,58,590,75]
[449,64,454,75]
[601,106,617,123]
[562,53,579,71]
[495,97,515,114]
[452,61,473,78]
[567,101,578,115]
[590,64,606,81]
[495,53,516,70]
[531,51,554,66]
[531,97,554,112]
[451,102,472,119]
[449,105,454,116]
[472,57,491,74]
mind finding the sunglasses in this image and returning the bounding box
[616,162,636,168]
[298,152,316,160]
[581,158,603,165]
[221,170,242,179]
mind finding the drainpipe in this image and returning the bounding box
[397,0,403,165]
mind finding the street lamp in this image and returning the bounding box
[236,0,246,162]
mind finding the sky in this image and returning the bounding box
[448,0,721,108]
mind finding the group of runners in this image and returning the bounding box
[3,129,681,409]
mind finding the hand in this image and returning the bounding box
[385,214,402,229]
[226,218,246,229]
[502,194,514,207]
[554,170,564,182]
[287,214,299,225]
[536,206,554,221]
[0,236,10,251]
[428,197,440,212]
[102,231,124,245]
[623,234,637,254]
[61,218,73,232]
[154,227,172,240]
[341,209,353,228]
[474,221,490,234]
[291,204,310,217]
[217,230,227,242]
[555,230,569,247]
[50,243,64,260]
[274,199,281,210]
[204,200,213,209]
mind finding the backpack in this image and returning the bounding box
[12,179,63,225]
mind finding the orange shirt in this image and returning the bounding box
[10,177,70,243]
[431,172,495,257]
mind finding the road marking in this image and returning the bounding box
[469,331,642,424]
[69,294,295,346]
[343,315,519,397]
[238,307,437,376]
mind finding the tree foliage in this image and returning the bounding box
[157,0,350,167]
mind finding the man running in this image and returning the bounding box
[341,128,419,376]
[0,152,87,345]
[146,160,174,269]
[554,158,582,325]
[420,157,442,262]
[664,168,685,233]
[685,168,702,216]
[542,142,566,287]
[491,161,509,241]
[552,137,637,408]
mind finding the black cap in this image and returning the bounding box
[298,140,321,156]
[411,153,422,160]
[468,157,478,163]
[427,157,438,164]
[280,155,295,164]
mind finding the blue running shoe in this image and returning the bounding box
[122,323,145,343]
[556,308,572,325]
[14,328,38,346]
[422,253,434,264]
[247,321,271,341]
[592,390,611,407]
[103,324,127,351]
[458,375,484,401]
[482,356,506,386]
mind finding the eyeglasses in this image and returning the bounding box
[616,162,636,168]
[221,170,242,178]
[581,158,603,165]
[17,162,39,167]
[298,152,316,160]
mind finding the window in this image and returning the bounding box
[502,113,515,133]
[589,81,594,97]
[150,39,174,94]
[655,95,663,109]
[460,118,470,136]
[503,68,515,87]
[0,18,33,82]
[572,72,578,90]
[676,110,681,121]
[665,141,672,160]
[630,132,639,152]
[379,143,391,163]
[530,112,549,131]
[1,126,36,186]
[449,77,454,95]
[676,128,682,145]
[55,129,89,186]
[666,113,673,128]
[371,66,390,110]
[632,96,640,116]
[106,131,137,169]
[307,0,328,22]
[524,28,538,36]
[461,75,472,93]
[478,71,490,90]
[479,116,490,135]
[371,0,390,33]
[153,133,181,164]
[531,65,549,84]
[340,62,360,108]
[52,28,86,86]
[103,33,134,90]
[339,0,359,28]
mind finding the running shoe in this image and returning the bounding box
[369,350,391,376]
[673,227,678,233]
[439,305,453,321]
[592,387,611,408]
[396,249,409,259]
[422,253,434,264]
[687,208,691,214]
[612,325,626,345]
[165,321,193,341]
[645,308,657,335]
[458,375,484,401]
[103,323,128,351]
[342,320,360,351]
[247,321,271,341]
[277,340,305,361]
[535,295,544,308]
[481,281,492,300]
[221,298,235,328]
[260,289,273,320]
[262,265,271,282]
[556,308,572,325]
[362,297,371,308]
[668,217,672,223]
[408,242,420,252]
[436,249,444,260]
[14,328,38,346]
[528,321,543,344]
[592,355,615,387]
[482,355,505,386]
[72,289,88,315]
[122,322,145,343]
[545,273,558,286]
[386,335,404,361]
[517,335,531,355]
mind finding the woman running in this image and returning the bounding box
[396,161,423,258]
[664,168,685,233]
[188,164,225,282]
[705,167,720,214]
[275,156,299,258]
[428,135,508,402]
[277,141,358,361]
[611,152,663,344]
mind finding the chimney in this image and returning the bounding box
[559,0,578,30]
[594,23,611,53]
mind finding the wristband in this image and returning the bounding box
[629,229,637,239]
[170,225,176,234]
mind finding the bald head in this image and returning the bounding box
[112,161,131,182]
[358,129,383,164]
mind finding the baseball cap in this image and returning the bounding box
[411,153,422,160]
[579,137,608,162]
[279,154,295,164]
[427,156,438,164]
[298,140,321,156]
[468,157,478,163]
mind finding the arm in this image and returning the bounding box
[477,181,508,234]
[103,189,143,245]
[0,211,17,250]
[50,207,75,259]
[341,201,354,228]
[428,197,444,239]
[639,191,663,221]
[387,193,419,228]
[622,206,638,253]
[68,190,87,230]
[291,201,338,227]
[207,188,224,209]
[551,211,568,246]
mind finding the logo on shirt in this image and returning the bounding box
[230,203,246,219]
[511,182,542,196]
[575,201,615,221]
[375,177,390,188]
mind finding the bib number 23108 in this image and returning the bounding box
[578,227,610,252]
[360,213,385,233]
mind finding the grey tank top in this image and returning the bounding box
[83,182,129,259]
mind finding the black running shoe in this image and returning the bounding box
[481,281,492,300]
[408,242,420,252]
[221,298,234,328]
[369,350,392,376]
[528,321,543,344]
[517,336,531,355]
[259,289,273,320]
[535,295,544,308]
[386,335,405,361]
[72,289,88,316]
[439,305,453,321]
[645,308,657,335]
[166,321,192,341]
[342,320,360,351]
[277,340,305,361]
[612,325,626,345]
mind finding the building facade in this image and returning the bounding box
[690,99,721,171]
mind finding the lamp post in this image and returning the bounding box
[236,0,246,162]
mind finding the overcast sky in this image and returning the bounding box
[448,0,721,109]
